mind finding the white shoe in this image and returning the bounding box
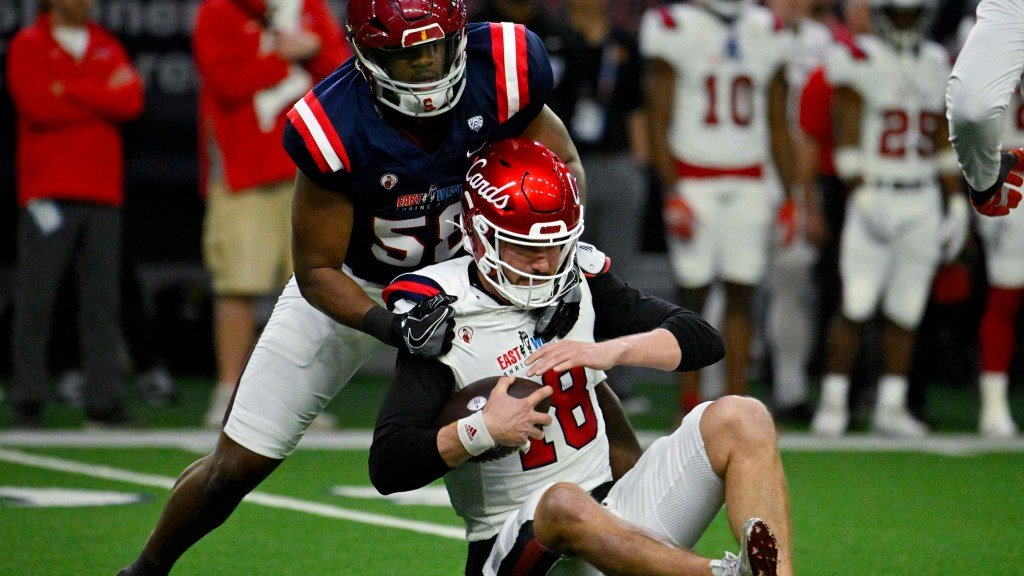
[811,404,849,436]
[979,413,1018,438]
[871,408,929,438]
[204,386,234,429]
[710,518,778,576]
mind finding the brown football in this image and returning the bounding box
[435,376,552,462]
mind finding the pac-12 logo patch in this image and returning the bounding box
[458,326,474,345]
[468,115,484,132]
[380,173,398,190]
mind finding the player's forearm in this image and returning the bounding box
[604,328,681,371]
[797,135,821,213]
[294,266,379,329]
[946,0,1024,191]
[768,73,795,197]
[369,425,451,494]
[770,128,797,197]
[437,422,473,468]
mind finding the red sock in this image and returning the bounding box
[979,286,1024,373]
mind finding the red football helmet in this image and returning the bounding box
[347,0,468,117]
[461,139,584,309]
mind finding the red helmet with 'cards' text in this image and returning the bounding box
[461,138,584,309]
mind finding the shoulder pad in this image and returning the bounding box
[576,242,611,277]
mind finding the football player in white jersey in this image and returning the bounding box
[810,0,967,437]
[640,0,797,416]
[371,139,794,576]
[971,90,1024,437]
[946,0,1024,217]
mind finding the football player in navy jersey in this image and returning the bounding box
[116,2,586,575]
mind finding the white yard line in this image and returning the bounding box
[1,429,1022,455]
[0,448,464,540]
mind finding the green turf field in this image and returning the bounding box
[1,377,1023,575]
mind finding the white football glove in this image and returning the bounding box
[939,194,970,263]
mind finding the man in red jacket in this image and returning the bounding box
[192,0,348,428]
[6,0,144,427]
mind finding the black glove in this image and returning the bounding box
[535,272,582,341]
[400,293,458,357]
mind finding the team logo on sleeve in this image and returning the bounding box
[468,116,484,132]
[380,173,398,190]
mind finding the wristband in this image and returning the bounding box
[362,305,401,347]
[456,410,496,456]
[834,147,863,181]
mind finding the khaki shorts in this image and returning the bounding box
[203,180,293,296]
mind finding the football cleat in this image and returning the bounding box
[979,411,1018,439]
[710,518,778,576]
[871,407,929,438]
[810,403,849,437]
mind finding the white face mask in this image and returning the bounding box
[390,85,458,116]
[469,216,585,310]
[355,31,468,118]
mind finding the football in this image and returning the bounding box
[435,376,552,462]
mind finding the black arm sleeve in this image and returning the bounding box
[369,352,456,494]
[588,272,725,372]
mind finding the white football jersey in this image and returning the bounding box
[639,3,795,168]
[394,256,612,542]
[825,36,951,183]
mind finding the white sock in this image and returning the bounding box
[979,372,1011,420]
[819,373,850,409]
[876,374,909,412]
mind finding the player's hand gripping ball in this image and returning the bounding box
[434,376,552,462]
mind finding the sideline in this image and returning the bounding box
[1,429,1022,456]
[0,448,464,540]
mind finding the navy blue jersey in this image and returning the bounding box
[284,22,554,286]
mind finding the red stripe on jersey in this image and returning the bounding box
[675,160,763,179]
[830,22,867,60]
[381,280,441,305]
[287,106,331,173]
[514,23,530,112]
[490,23,510,123]
[490,23,531,123]
[304,92,351,172]
[656,6,677,29]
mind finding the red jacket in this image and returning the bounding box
[6,14,144,207]
[193,0,348,193]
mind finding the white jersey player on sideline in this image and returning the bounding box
[946,0,1024,217]
[810,0,969,437]
[370,139,794,576]
[640,0,797,416]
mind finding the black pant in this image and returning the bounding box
[11,201,127,418]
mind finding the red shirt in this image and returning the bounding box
[6,14,144,207]
[798,65,836,176]
[193,0,348,193]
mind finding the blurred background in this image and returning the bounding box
[0,0,1016,434]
